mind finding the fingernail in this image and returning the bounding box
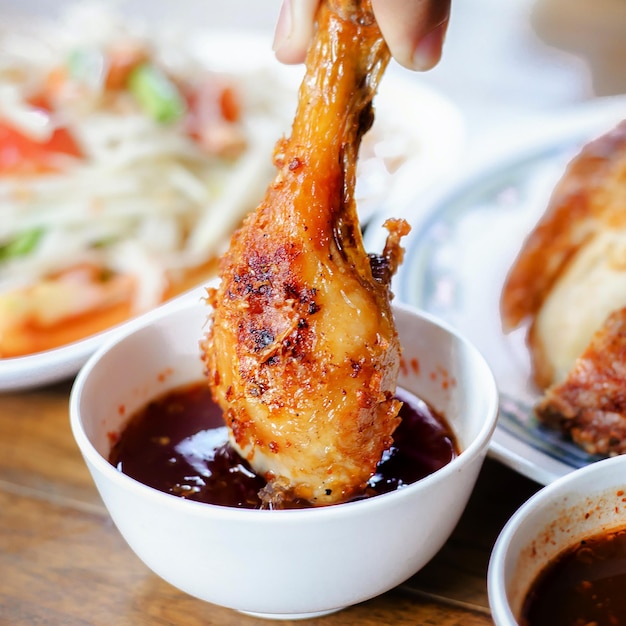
[411,21,447,71]
[272,0,292,53]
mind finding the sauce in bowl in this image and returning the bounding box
[522,526,626,626]
[109,382,458,509]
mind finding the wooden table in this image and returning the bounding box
[0,379,541,625]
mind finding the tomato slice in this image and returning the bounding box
[0,96,82,174]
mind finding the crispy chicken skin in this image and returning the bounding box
[536,307,626,456]
[501,120,626,389]
[201,0,409,507]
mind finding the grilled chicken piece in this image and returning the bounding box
[202,0,409,507]
[536,307,626,456]
[501,120,626,389]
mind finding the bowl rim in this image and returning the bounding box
[487,453,626,624]
[69,297,499,522]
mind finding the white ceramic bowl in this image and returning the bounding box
[70,294,498,619]
[488,454,626,625]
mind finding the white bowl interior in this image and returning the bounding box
[77,297,209,459]
[71,298,498,617]
[77,298,495,469]
[394,304,492,453]
[489,454,626,625]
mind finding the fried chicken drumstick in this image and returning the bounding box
[202,0,409,507]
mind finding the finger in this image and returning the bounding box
[272,0,320,65]
[372,0,451,71]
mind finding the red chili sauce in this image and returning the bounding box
[521,526,626,626]
[109,382,458,509]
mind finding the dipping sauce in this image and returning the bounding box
[521,526,626,626]
[109,382,458,509]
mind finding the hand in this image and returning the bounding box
[272,0,450,71]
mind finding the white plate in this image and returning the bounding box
[0,19,464,392]
[0,285,208,392]
[364,95,626,485]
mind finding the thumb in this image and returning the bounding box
[272,0,320,65]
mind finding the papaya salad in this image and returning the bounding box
[0,5,446,362]
[0,6,293,358]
